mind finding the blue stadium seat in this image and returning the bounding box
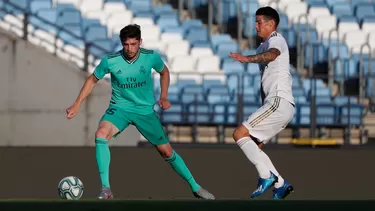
[4,0,28,15]
[334,96,357,105]
[159,102,183,123]
[81,18,101,31]
[187,103,211,123]
[216,42,239,59]
[326,0,348,7]
[56,8,81,26]
[203,79,224,89]
[85,24,108,42]
[299,104,311,125]
[180,85,205,103]
[226,103,238,124]
[31,9,57,32]
[181,19,204,34]
[351,0,371,8]
[185,28,208,44]
[278,14,289,30]
[222,60,245,72]
[157,16,179,31]
[58,24,84,47]
[316,105,337,125]
[134,11,155,20]
[129,0,152,11]
[163,26,184,34]
[152,4,174,16]
[360,59,375,76]
[335,59,357,79]
[332,3,353,18]
[340,104,363,125]
[89,39,113,57]
[176,79,197,88]
[212,103,227,124]
[316,97,332,104]
[206,85,231,103]
[211,34,232,49]
[247,63,259,74]
[355,3,375,22]
[30,0,52,14]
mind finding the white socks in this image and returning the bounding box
[237,137,284,188]
[259,150,284,188]
[237,137,271,179]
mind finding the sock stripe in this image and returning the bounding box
[165,150,177,163]
[95,137,108,144]
[237,137,250,148]
[249,97,280,127]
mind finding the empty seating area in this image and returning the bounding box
[0,0,368,133]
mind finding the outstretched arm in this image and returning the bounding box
[246,48,280,63]
[229,48,281,63]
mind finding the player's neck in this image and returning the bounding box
[264,31,277,40]
[122,49,140,63]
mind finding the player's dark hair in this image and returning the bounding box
[119,24,141,42]
[256,6,280,28]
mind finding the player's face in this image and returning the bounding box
[123,38,142,59]
[255,15,274,40]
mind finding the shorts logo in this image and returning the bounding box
[139,66,146,74]
[116,70,122,74]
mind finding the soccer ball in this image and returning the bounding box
[58,176,84,200]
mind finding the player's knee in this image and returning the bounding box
[156,144,174,158]
[95,128,111,140]
[233,125,250,141]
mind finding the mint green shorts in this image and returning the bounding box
[100,105,169,145]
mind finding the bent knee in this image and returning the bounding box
[233,125,250,141]
[95,128,112,140]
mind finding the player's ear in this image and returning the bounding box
[139,38,143,46]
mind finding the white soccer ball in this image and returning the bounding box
[58,176,84,200]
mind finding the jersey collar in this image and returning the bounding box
[121,49,140,64]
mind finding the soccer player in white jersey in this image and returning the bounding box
[229,6,295,199]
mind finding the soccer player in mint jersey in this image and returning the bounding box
[66,24,215,200]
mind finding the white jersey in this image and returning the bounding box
[256,31,294,105]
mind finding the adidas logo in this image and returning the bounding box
[116,70,122,74]
[159,136,163,140]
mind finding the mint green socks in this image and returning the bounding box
[95,139,199,192]
[165,150,201,192]
[95,137,111,188]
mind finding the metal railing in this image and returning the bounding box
[1,0,110,72]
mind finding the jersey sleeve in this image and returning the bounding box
[151,51,165,73]
[93,56,109,79]
[268,37,285,53]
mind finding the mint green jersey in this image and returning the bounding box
[93,48,165,114]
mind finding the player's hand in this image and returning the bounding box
[229,52,249,63]
[158,98,171,110]
[66,103,80,119]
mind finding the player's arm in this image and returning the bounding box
[245,48,280,63]
[152,52,171,110]
[72,74,99,106]
[66,56,109,119]
[158,65,170,100]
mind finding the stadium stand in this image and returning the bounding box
[0,0,373,145]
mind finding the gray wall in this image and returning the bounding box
[0,29,140,146]
[0,147,374,200]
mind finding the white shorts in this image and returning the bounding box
[242,97,295,144]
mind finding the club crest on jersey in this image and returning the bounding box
[139,66,146,74]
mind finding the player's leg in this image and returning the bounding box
[132,112,215,199]
[95,106,130,199]
[233,97,294,199]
